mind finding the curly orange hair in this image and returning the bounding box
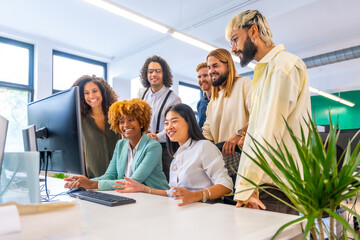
[108,98,152,134]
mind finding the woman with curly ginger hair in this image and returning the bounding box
[64,99,169,191]
[71,75,120,178]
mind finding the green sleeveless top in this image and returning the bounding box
[81,115,121,178]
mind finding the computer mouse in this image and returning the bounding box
[67,187,86,194]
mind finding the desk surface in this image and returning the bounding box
[4,178,305,240]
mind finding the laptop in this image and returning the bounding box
[0,115,8,174]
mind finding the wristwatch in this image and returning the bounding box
[236,129,245,136]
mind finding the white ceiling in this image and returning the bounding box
[1,0,360,93]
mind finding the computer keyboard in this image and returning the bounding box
[68,189,136,207]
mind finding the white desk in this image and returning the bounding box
[4,178,305,240]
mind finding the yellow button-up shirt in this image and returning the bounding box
[234,44,311,201]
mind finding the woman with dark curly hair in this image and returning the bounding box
[71,75,120,178]
[64,99,169,191]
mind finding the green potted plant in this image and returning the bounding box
[238,115,360,240]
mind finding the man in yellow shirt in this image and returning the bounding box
[226,10,311,214]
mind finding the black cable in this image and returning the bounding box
[40,151,69,202]
[42,152,50,201]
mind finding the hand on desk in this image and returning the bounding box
[114,177,142,193]
[64,175,98,189]
[235,191,266,210]
[171,187,201,207]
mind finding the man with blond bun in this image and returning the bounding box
[203,48,251,178]
[196,62,212,130]
[226,10,311,214]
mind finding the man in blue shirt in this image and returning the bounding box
[196,62,212,131]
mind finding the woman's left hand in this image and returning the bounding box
[171,186,202,206]
[64,175,98,189]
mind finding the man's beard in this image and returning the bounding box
[211,72,228,87]
[237,35,257,67]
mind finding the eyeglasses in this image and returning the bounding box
[148,69,162,74]
[229,24,254,48]
[229,36,238,48]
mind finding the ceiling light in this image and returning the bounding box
[85,0,170,34]
[171,31,216,52]
[309,86,355,107]
[231,55,256,70]
[232,55,240,64]
[309,86,319,94]
[232,55,256,69]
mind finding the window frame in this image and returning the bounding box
[0,36,34,102]
[52,50,107,93]
[178,81,202,115]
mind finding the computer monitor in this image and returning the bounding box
[22,125,38,151]
[0,115,8,174]
[27,87,85,175]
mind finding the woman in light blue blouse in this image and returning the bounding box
[64,98,169,191]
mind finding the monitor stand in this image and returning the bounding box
[39,175,45,182]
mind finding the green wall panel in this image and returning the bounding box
[311,90,360,130]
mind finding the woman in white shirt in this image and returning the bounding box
[114,103,232,206]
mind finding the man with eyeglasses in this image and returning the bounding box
[138,55,181,181]
[226,10,311,214]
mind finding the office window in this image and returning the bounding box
[0,37,34,151]
[178,82,201,114]
[131,77,142,99]
[53,50,107,92]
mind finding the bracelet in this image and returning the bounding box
[148,187,152,194]
[201,190,207,203]
[141,185,145,192]
[206,188,211,200]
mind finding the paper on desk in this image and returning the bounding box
[0,205,21,235]
[0,201,83,239]
[19,201,83,239]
